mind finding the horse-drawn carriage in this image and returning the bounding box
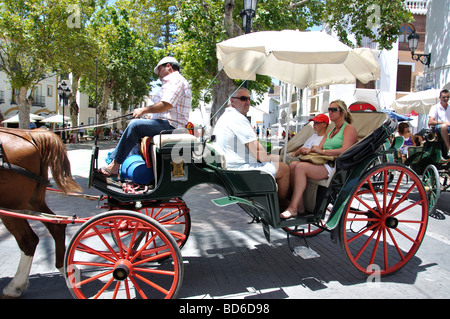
[0,31,431,299]
[0,109,429,299]
[403,128,450,215]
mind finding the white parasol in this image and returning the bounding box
[41,114,71,124]
[391,88,441,115]
[217,30,380,89]
[2,113,45,123]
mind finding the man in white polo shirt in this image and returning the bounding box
[213,88,290,208]
[428,89,450,157]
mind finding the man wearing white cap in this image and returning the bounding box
[99,56,192,177]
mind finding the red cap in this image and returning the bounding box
[309,114,330,124]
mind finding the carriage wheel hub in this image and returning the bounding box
[113,260,133,281]
[385,216,398,229]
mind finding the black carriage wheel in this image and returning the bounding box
[64,211,183,299]
[422,164,441,215]
[338,163,428,276]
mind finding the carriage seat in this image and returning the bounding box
[307,167,336,187]
[139,133,199,168]
[152,133,199,149]
[204,142,277,184]
[153,133,198,148]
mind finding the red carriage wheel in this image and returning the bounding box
[108,199,191,251]
[338,163,428,276]
[64,211,183,299]
[137,200,191,250]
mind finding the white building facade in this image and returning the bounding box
[424,0,450,90]
[0,71,121,129]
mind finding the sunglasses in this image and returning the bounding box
[232,96,251,102]
[441,96,450,99]
[328,107,341,113]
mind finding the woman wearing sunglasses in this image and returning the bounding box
[281,100,358,219]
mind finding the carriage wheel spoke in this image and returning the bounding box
[132,272,170,296]
[353,224,379,260]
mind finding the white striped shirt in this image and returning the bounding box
[151,71,192,128]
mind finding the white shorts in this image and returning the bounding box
[324,163,334,177]
[233,162,277,178]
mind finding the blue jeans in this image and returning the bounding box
[110,119,174,164]
[433,124,450,134]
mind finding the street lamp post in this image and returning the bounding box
[240,0,258,34]
[57,81,71,143]
[407,31,431,67]
[240,0,258,88]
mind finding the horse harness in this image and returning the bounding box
[0,129,49,185]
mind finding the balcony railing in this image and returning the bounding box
[31,95,46,107]
[404,0,429,15]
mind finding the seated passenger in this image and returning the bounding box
[428,89,450,157]
[213,88,290,209]
[291,114,329,157]
[289,113,329,202]
[281,100,358,219]
[397,122,417,159]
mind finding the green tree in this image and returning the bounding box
[0,0,79,128]
[117,0,179,49]
[81,5,157,127]
[55,1,104,135]
[111,34,157,130]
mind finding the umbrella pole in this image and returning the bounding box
[283,83,293,162]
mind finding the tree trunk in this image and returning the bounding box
[208,0,242,127]
[210,71,237,127]
[224,0,243,38]
[70,73,80,142]
[17,87,31,130]
[210,0,242,127]
[97,79,115,124]
[121,107,128,131]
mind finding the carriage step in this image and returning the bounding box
[211,196,253,207]
[292,246,320,259]
[278,213,316,228]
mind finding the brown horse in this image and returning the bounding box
[0,127,81,298]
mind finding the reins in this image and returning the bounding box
[49,113,134,134]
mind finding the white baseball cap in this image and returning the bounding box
[154,56,180,75]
